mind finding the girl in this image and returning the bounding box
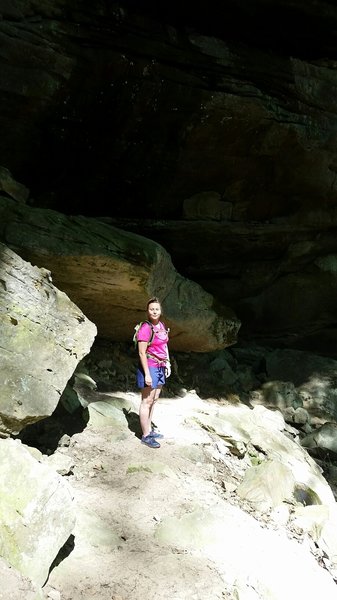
[136,297,170,448]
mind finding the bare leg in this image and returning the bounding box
[149,387,162,428]
[139,386,158,437]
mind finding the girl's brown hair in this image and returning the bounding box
[147,296,161,309]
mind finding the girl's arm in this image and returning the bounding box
[165,346,171,378]
[138,340,152,386]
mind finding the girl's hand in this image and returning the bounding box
[145,373,152,386]
[165,363,171,378]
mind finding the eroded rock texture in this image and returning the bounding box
[0,197,240,352]
[0,1,337,352]
[0,438,75,587]
[0,241,97,435]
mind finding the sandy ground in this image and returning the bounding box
[23,366,337,600]
[42,390,240,600]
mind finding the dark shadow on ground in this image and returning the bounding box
[16,402,87,454]
[48,534,75,576]
[123,409,142,439]
[123,408,160,440]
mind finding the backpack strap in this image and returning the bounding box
[135,320,155,347]
[145,320,155,345]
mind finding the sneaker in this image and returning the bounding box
[149,430,164,439]
[141,435,161,448]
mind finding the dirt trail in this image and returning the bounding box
[43,391,235,600]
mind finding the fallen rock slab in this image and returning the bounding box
[0,241,97,435]
[0,438,75,587]
[0,197,240,352]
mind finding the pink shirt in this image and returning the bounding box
[137,321,169,367]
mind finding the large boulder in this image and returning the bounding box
[0,438,75,587]
[0,556,43,600]
[0,240,96,436]
[0,197,241,352]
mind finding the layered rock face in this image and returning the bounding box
[0,197,240,352]
[1,1,337,352]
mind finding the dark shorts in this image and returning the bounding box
[136,365,166,389]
